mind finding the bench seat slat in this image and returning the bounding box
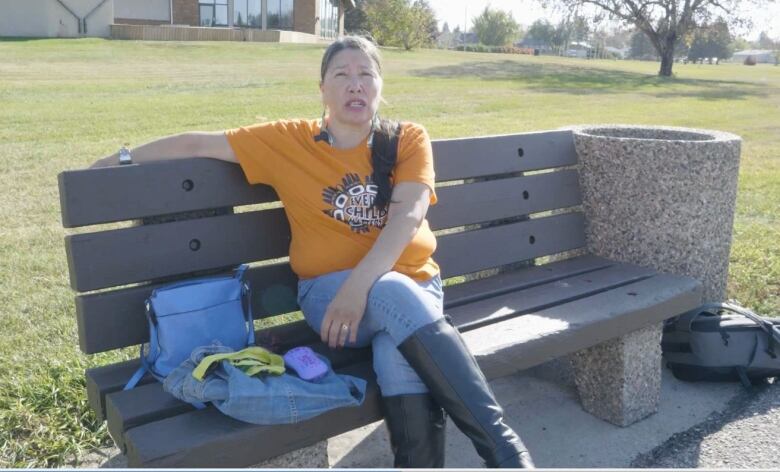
[124,362,381,468]
[463,274,702,379]
[106,344,372,452]
[86,320,319,422]
[433,130,577,181]
[120,273,700,468]
[448,263,658,332]
[437,212,585,278]
[102,257,661,453]
[85,254,616,419]
[444,254,612,308]
[429,170,581,230]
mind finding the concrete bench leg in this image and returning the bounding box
[250,440,329,468]
[570,323,663,427]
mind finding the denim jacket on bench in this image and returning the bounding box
[163,344,367,425]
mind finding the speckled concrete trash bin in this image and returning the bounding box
[568,125,742,427]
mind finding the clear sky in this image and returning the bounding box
[425,0,780,41]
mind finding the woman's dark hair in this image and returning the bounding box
[320,36,397,212]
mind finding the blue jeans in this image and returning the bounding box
[297,269,444,396]
[163,344,367,425]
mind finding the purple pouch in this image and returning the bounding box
[283,346,329,382]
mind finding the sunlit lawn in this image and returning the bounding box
[0,38,778,466]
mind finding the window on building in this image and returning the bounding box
[320,0,339,39]
[267,0,294,30]
[234,0,261,28]
[199,0,228,27]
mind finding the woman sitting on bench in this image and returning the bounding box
[92,35,534,469]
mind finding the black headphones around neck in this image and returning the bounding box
[314,116,378,148]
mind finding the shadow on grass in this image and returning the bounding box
[0,37,59,42]
[410,60,769,100]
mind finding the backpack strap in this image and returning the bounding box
[735,366,753,389]
[706,302,780,358]
[672,306,705,334]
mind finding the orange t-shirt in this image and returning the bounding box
[225,119,439,282]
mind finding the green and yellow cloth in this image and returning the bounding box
[192,346,285,380]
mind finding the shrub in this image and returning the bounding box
[453,44,534,55]
[744,55,757,66]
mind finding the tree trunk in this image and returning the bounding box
[659,50,674,76]
[657,34,677,77]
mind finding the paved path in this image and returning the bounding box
[632,380,780,469]
[328,359,779,469]
[74,359,779,468]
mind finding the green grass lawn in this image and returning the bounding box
[1,38,778,467]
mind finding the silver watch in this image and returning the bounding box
[118,145,133,165]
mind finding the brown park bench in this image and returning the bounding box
[58,129,703,467]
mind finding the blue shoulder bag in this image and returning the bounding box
[124,264,256,393]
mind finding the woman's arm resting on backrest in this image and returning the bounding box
[90,131,237,168]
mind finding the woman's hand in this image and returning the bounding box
[318,182,432,349]
[320,276,371,349]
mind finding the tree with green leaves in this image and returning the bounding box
[363,0,438,50]
[687,19,734,62]
[345,0,370,34]
[524,18,556,48]
[471,6,520,46]
[541,0,775,76]
[629,29,658,59]
[756,31,778,50]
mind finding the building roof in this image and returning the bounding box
[733,49,775,55]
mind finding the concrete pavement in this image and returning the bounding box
[328,357,779,468]
[79,357,779,468]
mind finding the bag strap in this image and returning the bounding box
[735,366,753,389]
[703,302,780,355]
[673,306,705,334]
[243,281,256,346]
[234,263,249,280]
[702,302,780,359]
[235,264,256,346]
[123,345,148,391]
[124,300,159,390]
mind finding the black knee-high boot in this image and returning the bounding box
[381,394,446,468]
[397,317,535,468]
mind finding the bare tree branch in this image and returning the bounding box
[543,0,774,76]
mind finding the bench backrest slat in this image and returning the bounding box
[61,129,584,355]
[75,211,585,354]
[59,159,279,228]
[430,170,580,230]
[76,263,298,354]
[66,209,291,292]
[438,212,585,278]
[433,130,577,181]
[58,130,577,229]
[66,167,582,292]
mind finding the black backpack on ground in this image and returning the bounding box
[662,302,780,388]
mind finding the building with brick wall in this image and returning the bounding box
[1,0,351,40]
